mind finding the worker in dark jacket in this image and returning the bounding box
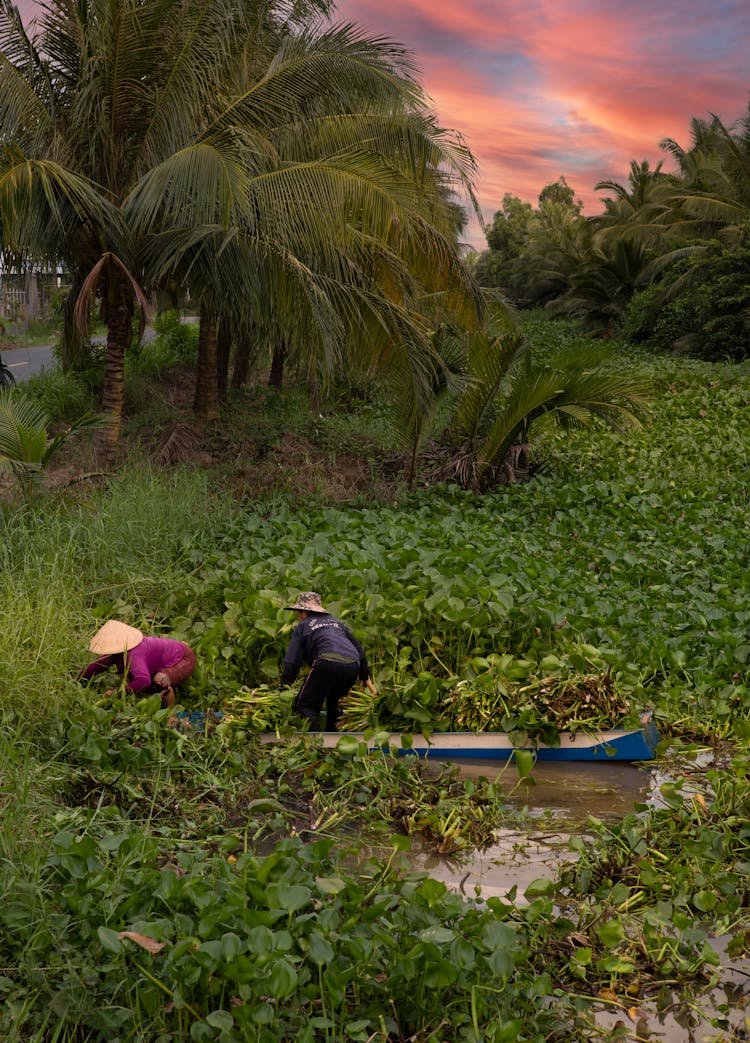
[280,592,376,731]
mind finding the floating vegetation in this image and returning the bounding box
[3,322,750,1040]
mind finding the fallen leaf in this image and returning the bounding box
[117,931,166,954]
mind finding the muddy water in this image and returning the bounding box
[410,757,750,1043]
[412,758,653,902]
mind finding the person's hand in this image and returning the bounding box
[153,671,170,686]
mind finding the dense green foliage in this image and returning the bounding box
[1,321,749,1040]
[0,0,481,456]
[622,239,750,360]
[0,386,98,497]
[474,102,750,357]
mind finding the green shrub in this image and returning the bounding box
[129,311,198,377]
[21,367,96,423]
[622,242,750,360]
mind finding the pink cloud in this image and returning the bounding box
[10,0,750,249]
[338,0,750,246]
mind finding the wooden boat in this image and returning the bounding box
[260,712,660,762]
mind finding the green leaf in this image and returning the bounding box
[97,926,123,953]
[514,749,535,779]
[220,933,242,960]
[419,926,455,944]
[266,884,312,913]
[206,1010,234,1030]
[692,890,717,912]
[315,876,347,895]
[596,919,626,948]
[308,933,334,965]
[334,735,365,756]
[523,877,554,899]
[266,959,298,998]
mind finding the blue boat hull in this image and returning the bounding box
[262,719,661,762]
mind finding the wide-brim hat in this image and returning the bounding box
[89,619,144,654]
[285,591,327,614]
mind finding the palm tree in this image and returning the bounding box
[415,311,651,492]
[1,0,256,458]
[0,387,98,498]
[640,107,750,250]
[132,24,483,424]
[511,201,593,307]
[4,0,481,461]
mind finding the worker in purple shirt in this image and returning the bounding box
[80,620,196,708]
[281,592,377,731]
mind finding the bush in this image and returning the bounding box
[621,242,750,360]
[130,311,198,376]
[21,368,96,423]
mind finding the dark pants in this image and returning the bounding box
[295,658,358,732]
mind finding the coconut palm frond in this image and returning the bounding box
[0,388,99,496]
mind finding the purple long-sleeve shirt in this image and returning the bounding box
[81,636,188,693]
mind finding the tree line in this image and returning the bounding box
[470,102,750,362]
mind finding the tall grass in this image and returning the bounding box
[1,465,232,718]
[0,463,237,876]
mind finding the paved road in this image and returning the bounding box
[1,343,56,382]
[2,318,194,382]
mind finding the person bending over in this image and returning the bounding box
[280,592,376,731]
[80,619,196,709]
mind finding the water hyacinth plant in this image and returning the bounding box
[2,319,750,1039]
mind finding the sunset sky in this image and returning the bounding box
[336,0,750,247]
[14,0,750,249]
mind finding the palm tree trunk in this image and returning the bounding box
[217,317,232,402]
[231,331,251,388]
[94,269,133,462]
[193,302,219,420]
[269,338,286,389]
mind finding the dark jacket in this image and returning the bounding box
[281,614,369,686]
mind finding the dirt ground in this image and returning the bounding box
[0,367,406,506]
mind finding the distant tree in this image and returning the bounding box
[622,238,750,360]
[473,194,534,298]
[551,237,654,332]
[660,106,750,240]
[594,160,673,230]
[475,182,585,304]
[538,176,583,214]
[514,201,592,307]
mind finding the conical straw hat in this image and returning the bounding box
[89,620,144,655]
